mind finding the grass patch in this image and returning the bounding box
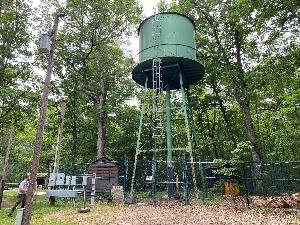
[251,206,272,214]
[0,190,125,225]
[0,202,74,225]
[197,191,228,205]
[134,191,151,202]
[0,190,79,225]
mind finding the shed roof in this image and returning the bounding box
[37,173,48,178]
[87,157,117,166]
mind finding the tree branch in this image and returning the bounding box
[192,0,230,66]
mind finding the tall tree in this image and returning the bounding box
[0,0,32,125]
[58,0,141,158]
[21,13,64,225]
[167,0,299,164]
[169,0,263,164]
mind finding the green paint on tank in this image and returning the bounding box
[139,13,196,62]
[132,12,205,90]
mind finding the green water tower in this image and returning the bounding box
[132,12,205,90]
[130,12,205,204]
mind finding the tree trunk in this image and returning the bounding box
[96,105,106,159]
[21,13,62,225]
[241,101,261,162]
[231,76,262,165]
[96,49,107,159]
[231,25,262,163]
[70,90,78,175]
[0,122,15,209]
[81,49,108,160]
[233,25,263,193]
[239,101,262,192]
[195,101,211,160]
[211,80,237,148]
[53,100,67,173]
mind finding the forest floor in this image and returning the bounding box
[37,202,300,225]
[1,190,300,225]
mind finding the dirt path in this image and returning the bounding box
[37,203,300,225]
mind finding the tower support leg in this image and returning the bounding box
[151,152,157,205]
[183,153,189,205]
[129,77,148,202]
[166,83,175,198]
[179,72,198,193]
[187,90,206,195]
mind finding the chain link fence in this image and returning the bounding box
[122,158,300,204]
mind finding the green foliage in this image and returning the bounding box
[231,141,252,162]
[213,141,251,177]
[0,0,36,126]
[1,0,299,191]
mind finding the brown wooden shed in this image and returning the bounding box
[36,173,48,189]
[86,157,118,196]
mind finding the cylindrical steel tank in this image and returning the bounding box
[132,12,205,90]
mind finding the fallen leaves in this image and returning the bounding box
[35,201,300,225]
[251,192,300,208]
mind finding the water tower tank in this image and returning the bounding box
[132,12,205,90]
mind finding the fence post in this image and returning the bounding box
[90,173,96,205]
[198,157,206,202]
[183,154,189,205]
[16,208,24,225]
[242,163,250,207]
[151,156,157,206]
[124,155,128,203]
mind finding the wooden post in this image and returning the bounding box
[21,13,64,225]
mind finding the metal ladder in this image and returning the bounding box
[152,58,163,94]
[152,58,164,138]
[152,11,164,139]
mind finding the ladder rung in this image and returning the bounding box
[158,181,184,184]
[152,135,165,138]
[139,148,187,153]
[139,150,156,153]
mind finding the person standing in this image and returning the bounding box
[7,174,30,217]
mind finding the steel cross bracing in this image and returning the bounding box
[129,70,203,194]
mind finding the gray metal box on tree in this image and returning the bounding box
[38,33,52,53]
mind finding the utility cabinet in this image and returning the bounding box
[38,33,52,53]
